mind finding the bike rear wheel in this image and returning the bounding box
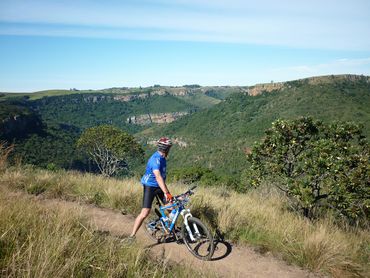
[181,217,214,261]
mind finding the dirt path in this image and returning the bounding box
[32,197,320,278]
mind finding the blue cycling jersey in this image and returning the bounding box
[141,151,167,187]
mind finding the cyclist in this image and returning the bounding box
[128,137,174,240]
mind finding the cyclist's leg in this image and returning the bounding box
[130,186,156,237]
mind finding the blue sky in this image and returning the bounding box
[1,0,370,92]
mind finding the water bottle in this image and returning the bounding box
[169,209,177,221]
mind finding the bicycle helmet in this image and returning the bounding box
[157,137,172,153]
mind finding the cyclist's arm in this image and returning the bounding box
[153,169,170,196]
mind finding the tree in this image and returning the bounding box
[77,125,144,177]
[246,117,369,224]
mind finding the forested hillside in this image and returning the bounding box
[1,75,369,182]
[1,86,229,171]
[144,75,370,180]
[30,93,196,133]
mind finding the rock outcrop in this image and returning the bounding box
[127,112,189,125]
[247,82,285,96]
[113,88,190,102]
[245,74,370,96]
[147,137,188,147]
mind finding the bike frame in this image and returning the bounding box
[155,195,199,241]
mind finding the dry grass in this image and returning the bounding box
[0,186,201,278]
[192,186,369,277]
[0,142,13,172]
[1,166,369,277]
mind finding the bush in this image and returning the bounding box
[246,117,370,225]
[170,166,214,184]
[169,166,239,189]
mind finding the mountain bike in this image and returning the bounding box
[143,186,215,261]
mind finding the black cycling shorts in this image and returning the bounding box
[142,185,165,208]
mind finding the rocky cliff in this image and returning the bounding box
[113,88,191,102]
[127,112,189,125]
[246,74,370,96]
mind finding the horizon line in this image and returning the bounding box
[2,73,369,94]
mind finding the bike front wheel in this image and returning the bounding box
[181,217,214,261]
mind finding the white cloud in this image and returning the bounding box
[0,0,369,50]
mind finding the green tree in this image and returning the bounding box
[77,125,144,177]
[246,117,369,224]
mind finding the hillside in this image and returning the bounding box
[0,99,44,141]
[1,86,234,171]
[142,75,370,177]
[2,85,238,131]
[1,74,369,179]
[1,85,237,101]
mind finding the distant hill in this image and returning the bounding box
[142,74,370,177]
[2,85,239,132]
[0,85,236,170]
[2,74,369,180]
[2,85,239,102]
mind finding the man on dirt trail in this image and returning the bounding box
[128,137,173,240]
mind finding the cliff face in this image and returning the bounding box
[83,95,112,103]
[113,88,189,102]
[246,74,370,96]
[127,112,189,125]
[147,137,188,147]
[247,82,285,96]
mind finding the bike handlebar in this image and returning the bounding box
[174,185,198,200]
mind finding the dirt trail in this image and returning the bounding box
[31,196,320,278]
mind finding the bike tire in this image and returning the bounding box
[181,217,215,261]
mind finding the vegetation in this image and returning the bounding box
[0,142,13,172]
[77,125,144,177]
[246,117,370,225]
[2,75,369,276]
[0,99,44,141]
[1,166,368,277]
[0,186,202,277]
[4,75,369,180]
[169,166,238,189]
[145,76,370,179]
[0,99,89,171]
[29,93,196,133]
[2,89,78,100]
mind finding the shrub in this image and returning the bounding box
[246,117,370,225]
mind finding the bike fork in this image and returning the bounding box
[182,210,198,241]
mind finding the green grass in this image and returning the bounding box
[2,90,76,100]
[1,166,369,277]
[177,93,221,109]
